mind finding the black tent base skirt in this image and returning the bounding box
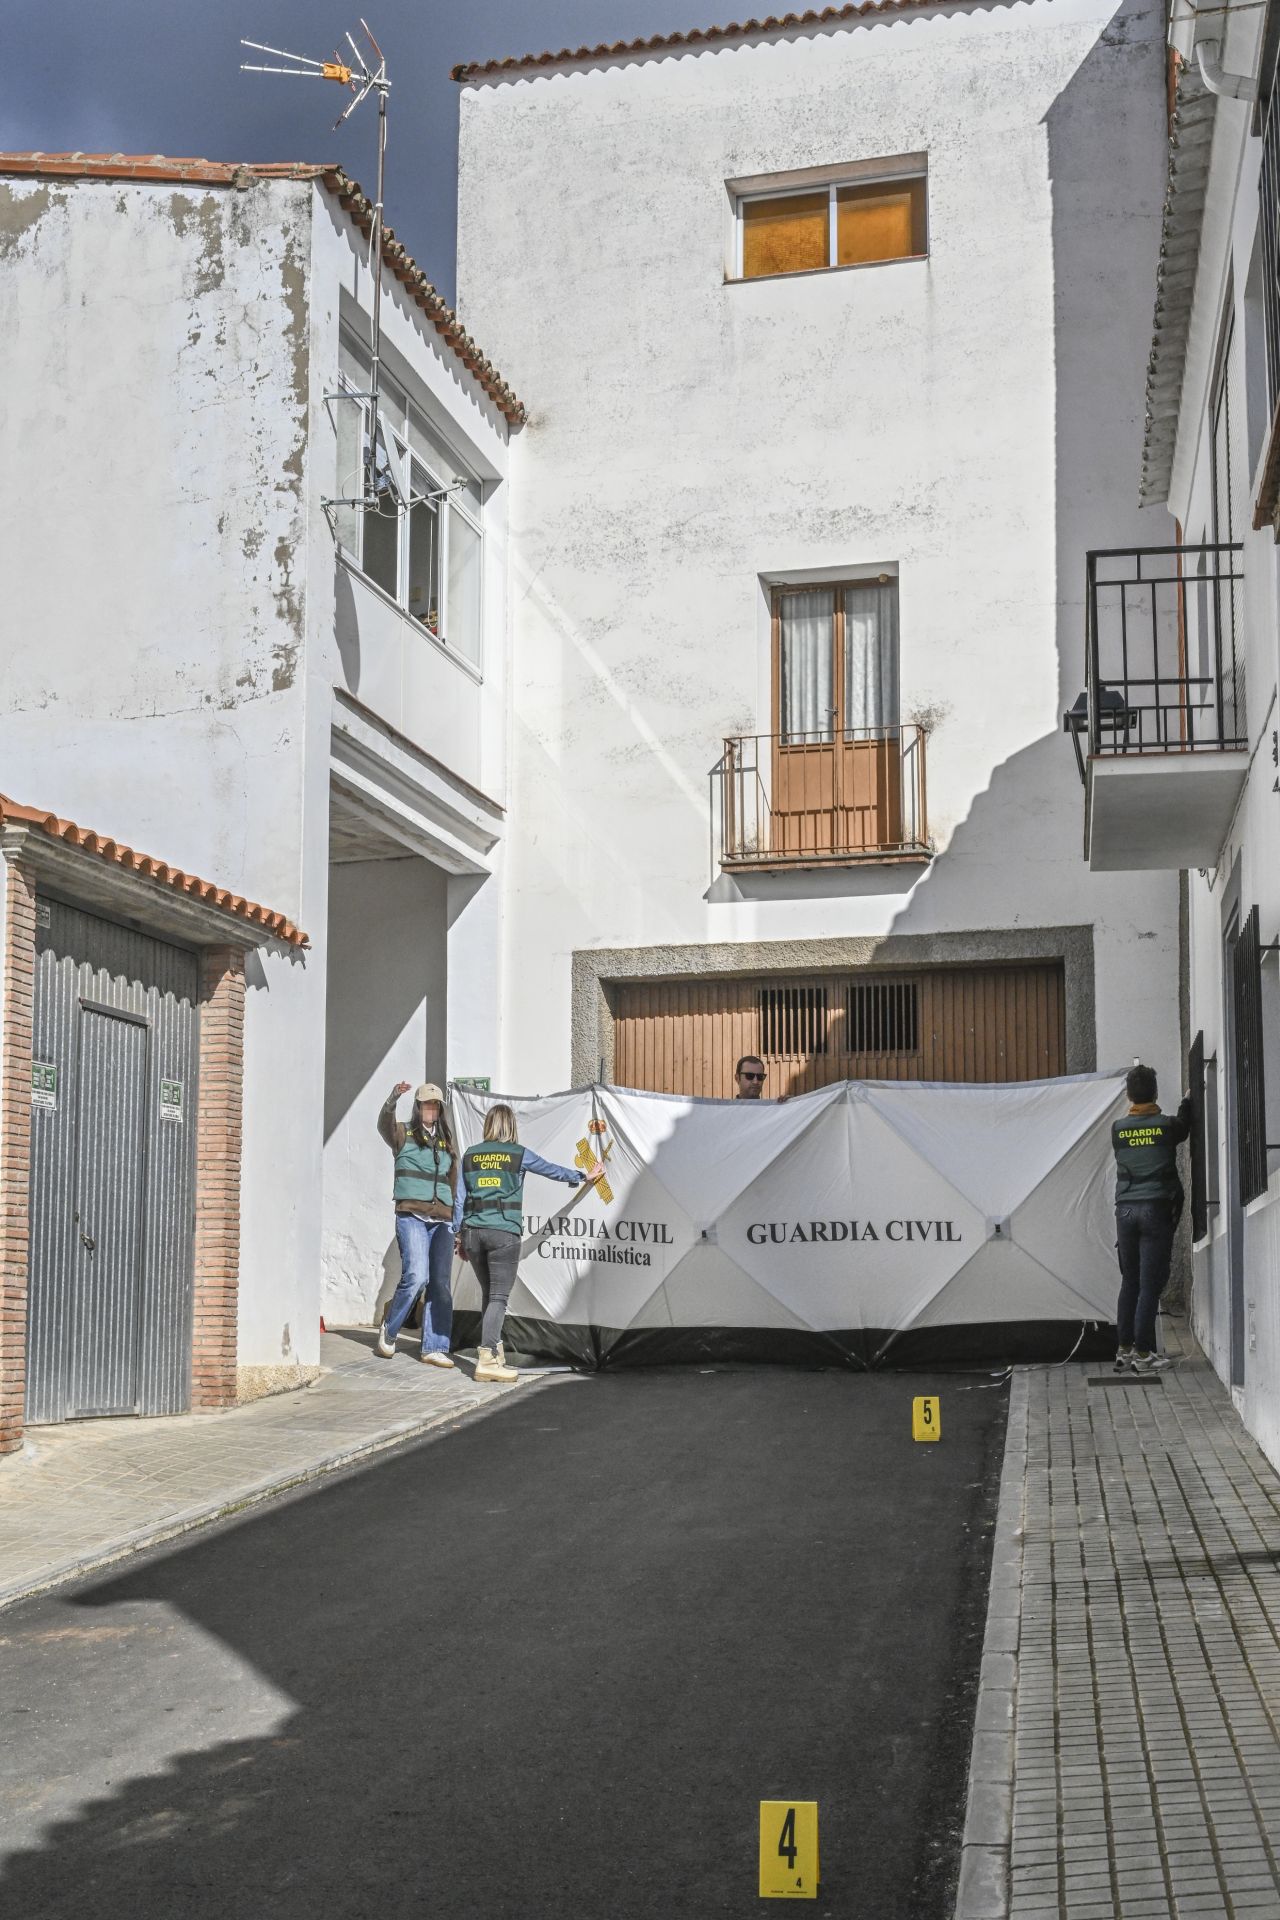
[449,1311,1117,1372]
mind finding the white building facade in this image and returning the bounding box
[0,154,519,1441]
[1087,0,1280,1465]
[454,2,1182,1109]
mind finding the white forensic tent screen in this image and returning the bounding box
[449,1075,1128,1366]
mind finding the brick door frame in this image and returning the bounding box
[0,846,252,1453]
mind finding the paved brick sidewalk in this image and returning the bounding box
[0,1328,552,1610]
[957,1320,1280,1920]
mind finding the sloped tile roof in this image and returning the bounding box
[0,795,309,947]
[0,153,525,424]
[452,0,978,79]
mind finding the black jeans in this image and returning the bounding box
[1115,1201,1176,1352]
[465,1226,521,1350]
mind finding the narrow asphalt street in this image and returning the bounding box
[0,1368,1005,1919]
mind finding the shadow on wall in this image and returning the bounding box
[877,0,1172,1005]
[744,0,1172,1100]
[322,859,446,1145]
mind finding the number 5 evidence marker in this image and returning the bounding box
[912,1395,941,1442]
[759,1801,818,1899]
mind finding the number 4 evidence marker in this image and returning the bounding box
[759,1801,818,1899]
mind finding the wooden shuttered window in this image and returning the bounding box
[613,964,1067,1098]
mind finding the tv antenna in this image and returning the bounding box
[241,21,392,503]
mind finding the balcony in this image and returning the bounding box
[1065,544,1248,872]
[712,725,930,871]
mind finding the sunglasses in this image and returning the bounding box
[740,1071,766,1082]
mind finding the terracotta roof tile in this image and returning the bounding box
[0,153,525,424]
[0,794,309,947]
[452,0,978,80]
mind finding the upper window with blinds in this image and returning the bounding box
[734,164,927,283]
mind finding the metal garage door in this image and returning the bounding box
[613,964,1067,1099]
[26,899,200,1423]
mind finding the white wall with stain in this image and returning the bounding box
[0,169,515,1371]
[456,0,1182,1094]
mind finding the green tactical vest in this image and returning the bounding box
[393,1130,455,1210]
[462,1143,527,1233]
[1112,1113,1182,1205]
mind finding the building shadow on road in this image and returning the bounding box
[0,1368,1007,1920]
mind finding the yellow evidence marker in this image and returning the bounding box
[913,1395,941,1442]
[574,1138,614,1206]
[759,1801,819,1900]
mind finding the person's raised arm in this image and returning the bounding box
[378,1081,411,1150]
[1170,1092,1194,1145]
[522,1146,602,1185]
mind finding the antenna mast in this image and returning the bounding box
[241,20,391,500]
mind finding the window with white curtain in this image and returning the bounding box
[843,581,900,733]
[778,589,835,741]
[333,325,485,669]
[775,578,899,739]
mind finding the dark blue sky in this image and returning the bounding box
[3,2,724,304]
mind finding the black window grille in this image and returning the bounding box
[846,979,920,1054]
[1232,906,1269,1206]
[759,985,828,1056]
[1189,1029,1207,1241]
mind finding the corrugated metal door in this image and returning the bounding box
[67,1007,149,1414]
[26,900,200,1423]
[613,964,1067,1098]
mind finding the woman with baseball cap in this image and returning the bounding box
[374,1080,460,1366]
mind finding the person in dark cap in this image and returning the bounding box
[1111,1063,1192,1375]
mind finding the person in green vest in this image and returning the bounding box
[1112,1062,1192,1376]
[458,1104,601,1383]
[374,1081,460,1366]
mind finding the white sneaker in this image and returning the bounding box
[1131,1351,1172,1376]
[374,1327,396,1358]
[1113,1346,1134,1373]
[419,1350,455,1369]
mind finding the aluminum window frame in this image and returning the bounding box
[732,169,928,282]
[334,324,486,671]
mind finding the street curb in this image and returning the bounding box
[952,1368,1026,1920]
[0,1379,547,1615]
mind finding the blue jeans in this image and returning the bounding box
[384,1215,454,1353]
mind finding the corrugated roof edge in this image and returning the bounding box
[0,793,309,948]
[1138,65,1215,509]
[0,153,526,425]
[452,0,981,79]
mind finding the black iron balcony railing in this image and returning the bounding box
[712,725,929,868]
[1064,544,1246,782]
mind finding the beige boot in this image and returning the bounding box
[475,1344,519,1383]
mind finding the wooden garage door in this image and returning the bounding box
[613,966,1066,1097]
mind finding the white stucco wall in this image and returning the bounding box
[456,0,1181,1094]
[308,192,513,810]
[1162,62,1280,1467]
[0,172,515,1376]
[0,173,329,1371]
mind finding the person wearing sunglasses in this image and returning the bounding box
[733,1054,792,1102]
[734,1055,769,1098]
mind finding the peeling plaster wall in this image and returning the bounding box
[0,174,325,1370]
[457,0,1181,1097]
